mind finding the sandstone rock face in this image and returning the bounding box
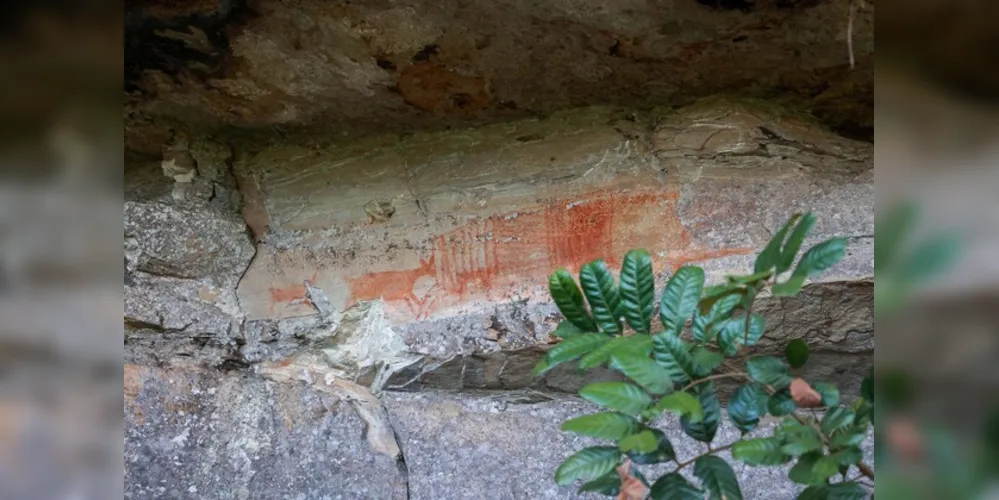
[124,138,256,366]
[124,100,873,388]
[124,365,873,499]
[124,98,874,497]
[124,0,873,148]
[124,364,409,500]
[235,101,871,324]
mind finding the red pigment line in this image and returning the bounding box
[668,247,755,269]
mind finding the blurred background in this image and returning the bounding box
[0,1,121,499]
[876,0,999,497]
[0,0,997,498]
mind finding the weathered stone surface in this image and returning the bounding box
[385,281,872,397]
[125,274,237,334]
[124,0,873,144]
[384,391,874,499]
[123,6,879,493]
[196,101,875,386]
[124,364,409,500]
[123,102,872,393]
[756,281,874,353]
[124,195,256,365]
[124,201,254,281]
[124,364,873,500]
[235,102,872,329]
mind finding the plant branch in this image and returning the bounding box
[680,372,749,393]
[855,461,875,480]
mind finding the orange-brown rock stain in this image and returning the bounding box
[268,188,753,320]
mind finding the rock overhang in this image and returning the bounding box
[124,0,874,153]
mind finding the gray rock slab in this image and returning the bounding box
[124,365,408,500]
[386,281,873,399]
[124,201,254,283]
[124,364,873,499]
[384,391,874,500]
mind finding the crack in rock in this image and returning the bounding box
[256,351,404,460]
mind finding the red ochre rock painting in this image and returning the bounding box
[268,271,318,313]
[267,189,752,321]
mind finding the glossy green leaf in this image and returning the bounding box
[717,318,744,356]
[579,260,623,335]
[773,238,848,296]
[698,286,746,315]
[732,437,791,465]
[627,428,676,464]
[789,452,838,486]
[610,354,673,395]
[796,485,825,500]
[691,311,711,343]
[694,455,744,500]
[702,283,741,300]
[785,338,810,368]
[753,384,770,415]
[650,472,702,500]
[796,238,849,276]
[549,269,598,331]
[681,382,720,443]
[824,483,869,500]
[535,333,610,375]
[729,384,762,433]
[553,320,584,338]
[771,276,804,296]
[781,433,823,457]
[560,412,638,440]
[853,400,872,428]
[821,407,856,436]
[755,214,801,274]
[828,446,863,467]
[812,382,840,407]
[532,357,550,377]
[768,390,797,416]
[579,381,652,415]
[619,429,659,454]
[746,356,792,389]
[692,293,741,342]
[814,456,840,480]
[554,446,621,486]
[717,314,766,353]
[775,420,819,440]
[691,346,724,377]
[660,266,705,334]
[646,391,703,423]
[652,332,696,383]
[577,471,621,496]
[579,334,653,369]
[829,428,866,449]
[777,212,817,274]
[619,249,655,333]
[744,314,766,345]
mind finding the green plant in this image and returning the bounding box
[535,213,874,499]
